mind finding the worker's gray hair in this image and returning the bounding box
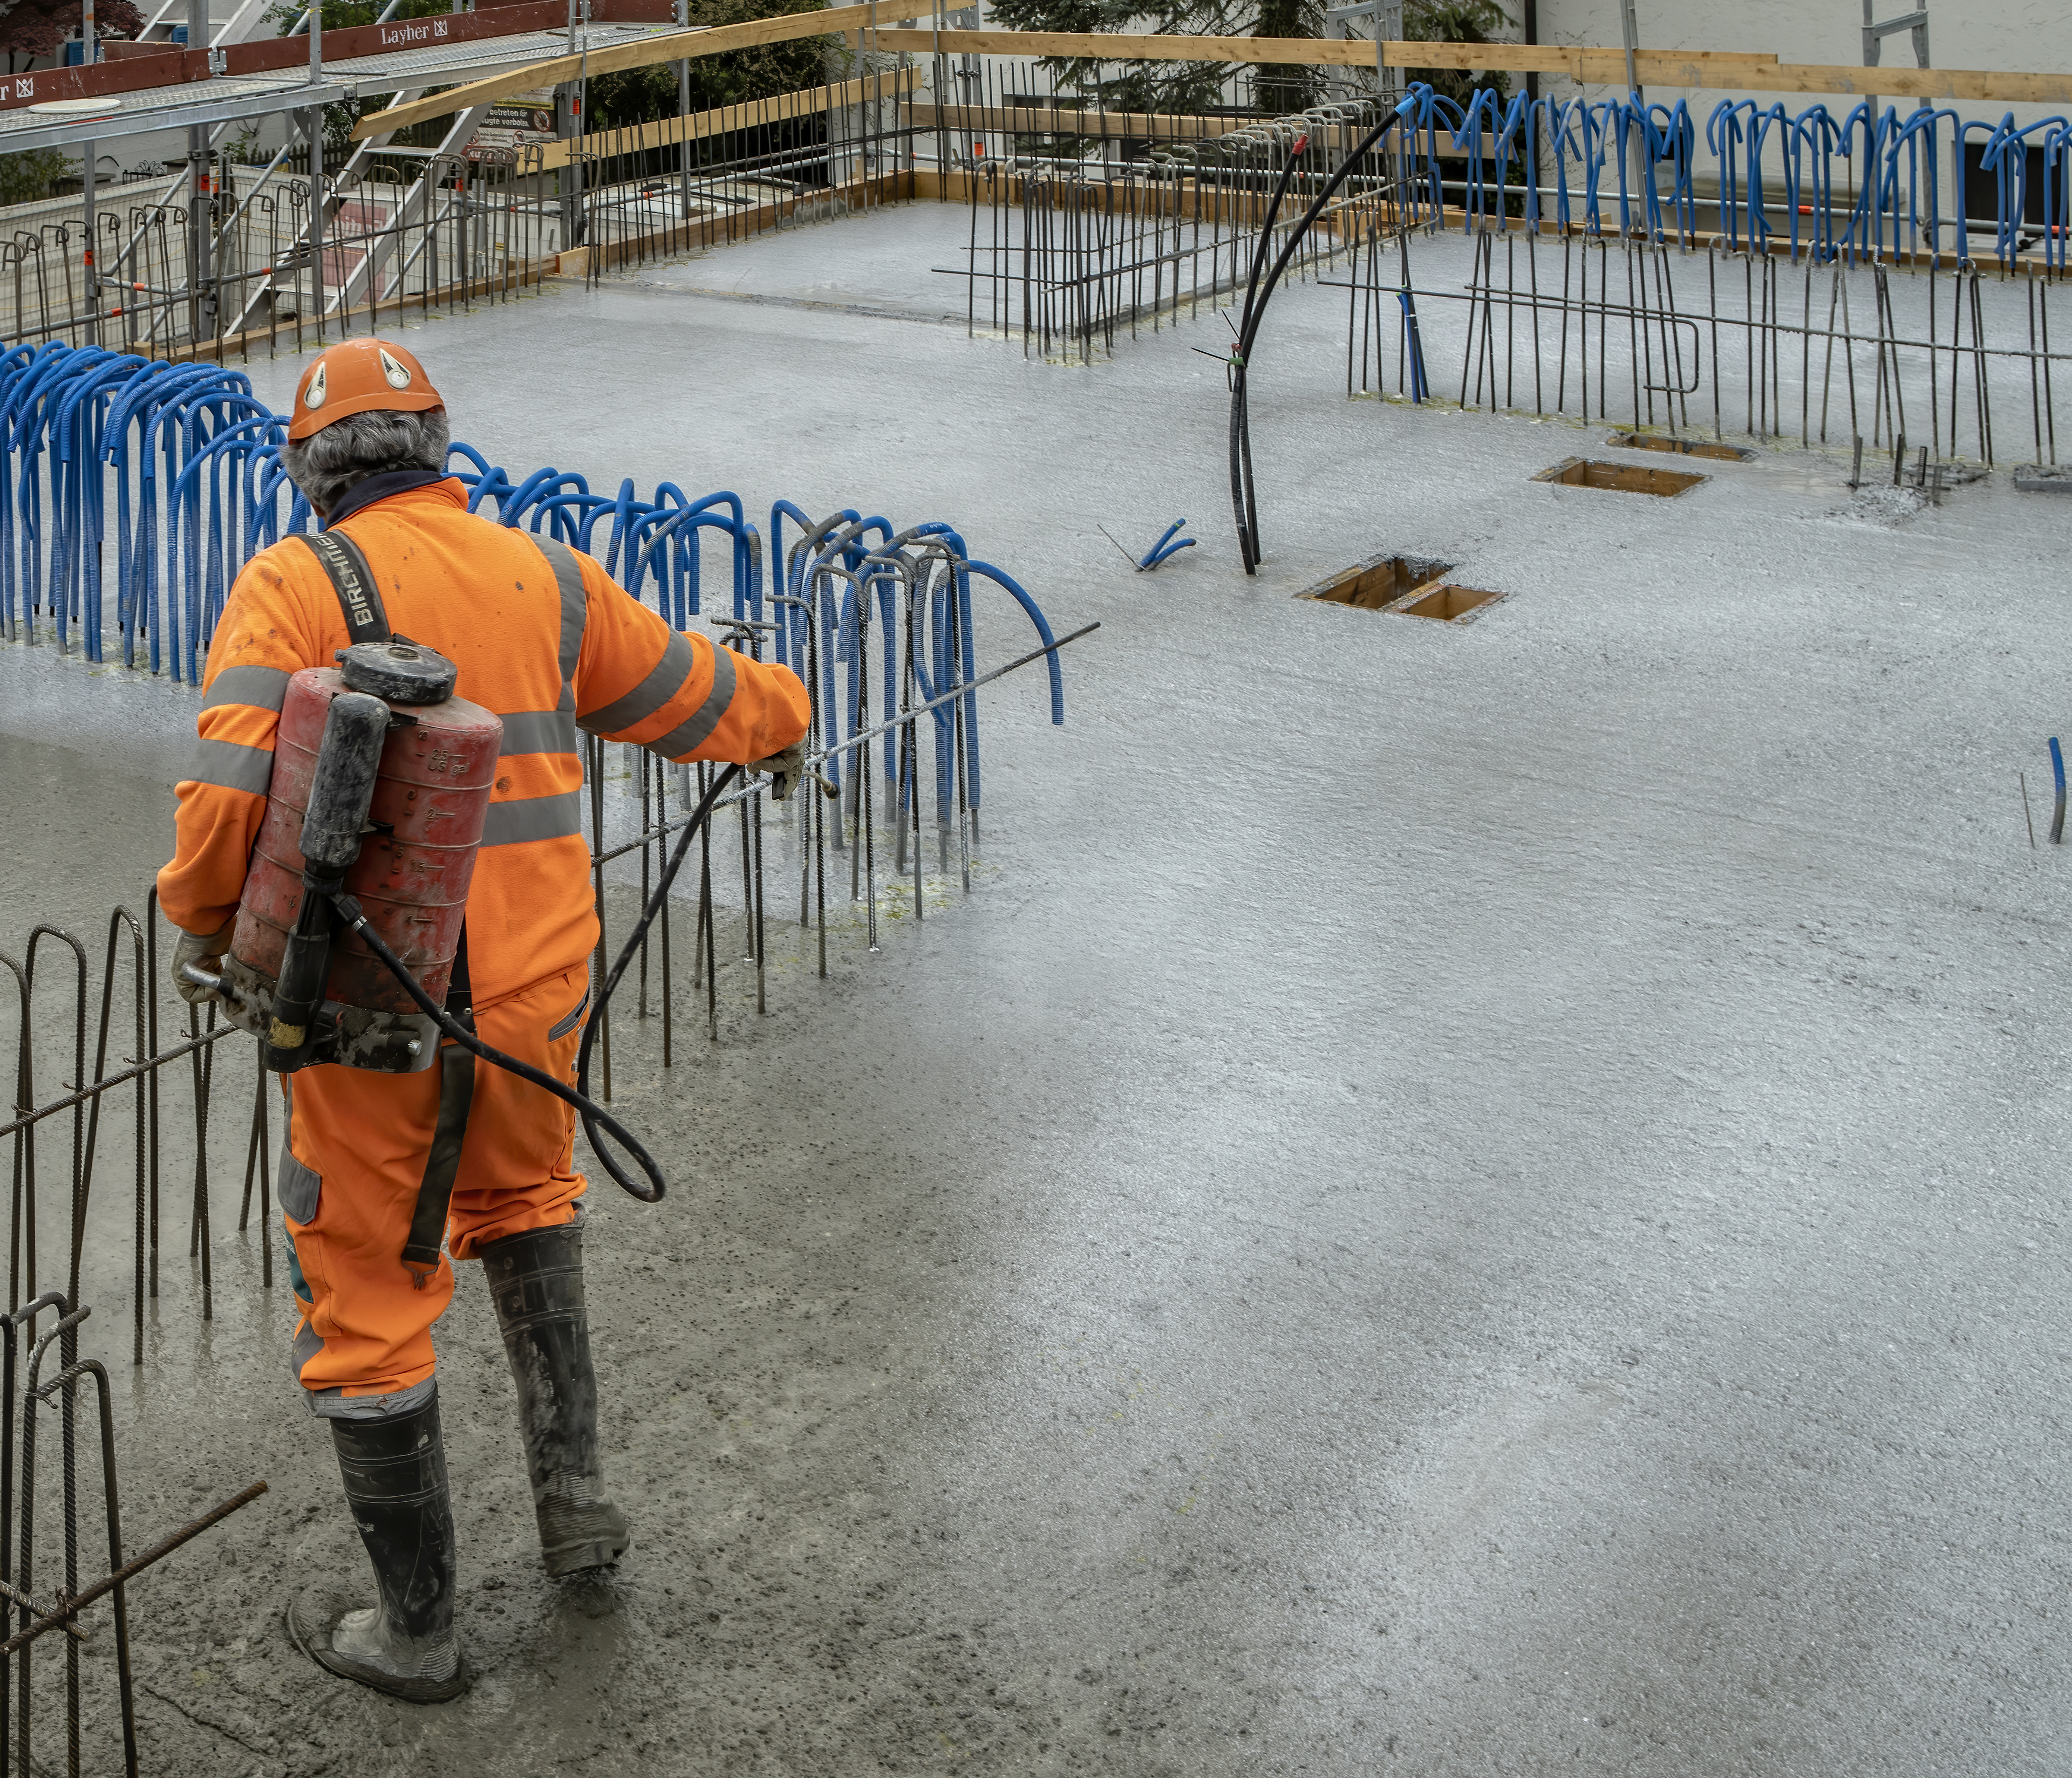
[278,406,450,515]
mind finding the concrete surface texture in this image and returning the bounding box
[3,200,2071,1776]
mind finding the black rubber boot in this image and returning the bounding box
[287,1390,465,1702]
[480,1221,630,1576]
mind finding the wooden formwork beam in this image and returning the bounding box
[909,102,1260,141]
[906,101,1391,143]
[537,66,919,170]
[878,33,1782,77]
[915,171,2023,276]
[356,8,2072,143]
[914,165,1392,228]
[876,30,2072,102]
[352,2,884,140]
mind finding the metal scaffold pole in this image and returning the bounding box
[309,0,324,341]
[676,0,691,225]
[1621,0,1645,221]
[187,0,209,344]
[80,0,97,346]
[1862,0,1931,122]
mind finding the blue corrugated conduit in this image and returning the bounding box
[0,344,1068,818]
[1137,520,1195,570]
[2051,736,2066,845]
[1388,85,2069,271]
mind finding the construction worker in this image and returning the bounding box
[156,338,810,1704]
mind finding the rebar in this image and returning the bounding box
[1332,225,2070,466]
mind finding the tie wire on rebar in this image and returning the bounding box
[0,1277,264,1776]
[4,427,1082,1349]
[938,61,2072,368]
[1327,224,2068,469]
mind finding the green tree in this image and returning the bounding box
[1402,0,1513,113]
[588,0,833,130]
[985,0,1516,119]
[0,147,69,204]
[262,0,461,150]
[1252,0,1327,118]
[983,0,1272,117]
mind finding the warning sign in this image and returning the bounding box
[466,87,556,158]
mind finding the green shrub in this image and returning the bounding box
[586,0,833,129]
[0,147,71,205]
[1402,0,1515,111]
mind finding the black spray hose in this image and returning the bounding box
[1228,98,1417,574]
[337,761,746,1205]
[1229,132,1318,575]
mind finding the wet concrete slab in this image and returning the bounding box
[3,201,2071,1775]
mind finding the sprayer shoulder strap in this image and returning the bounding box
[293,529,391,645]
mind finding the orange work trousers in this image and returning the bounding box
[282,965,590,1404]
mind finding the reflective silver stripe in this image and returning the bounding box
[480,790,584,847]
[201,664,291,713]
[186,736,275,795]
[291,1314,324,1383]
[534,534,588,688]
[307,1377,438,1421]
[648,642,737,760]
[547,987,591,1042]
[279,1148,321,1225]
[497,709,579,757]
[578,630,693,738]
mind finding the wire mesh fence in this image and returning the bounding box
[0,67,923,360]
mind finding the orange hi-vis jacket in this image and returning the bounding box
[157,478,810,1008]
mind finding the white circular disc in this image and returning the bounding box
[27,96,122,115]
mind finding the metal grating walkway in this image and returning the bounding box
[0,22,681,153]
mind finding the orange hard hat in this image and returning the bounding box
[287,338,444,441]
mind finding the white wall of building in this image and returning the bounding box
[1530,0,2069,127]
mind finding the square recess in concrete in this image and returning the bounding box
[1300,553,1454,611]
[1392,583,1505,623]
[1604,432,1754,463]
[1535,456,1709,496]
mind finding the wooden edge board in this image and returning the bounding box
[877,31,2072,99]
[357,13,2072,140]
[910,108,1562,158]
[909,170,2045,272]
[881,31,2072,100]
[876,34,1783,74]
[537,64,917,167]
[906,101,1331,139]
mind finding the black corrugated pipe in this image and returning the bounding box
[1227,91,1422,575]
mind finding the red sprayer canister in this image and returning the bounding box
[220,642,502,1071]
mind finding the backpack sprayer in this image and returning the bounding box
[180,635,739,1205]
[171,333,754,1215]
